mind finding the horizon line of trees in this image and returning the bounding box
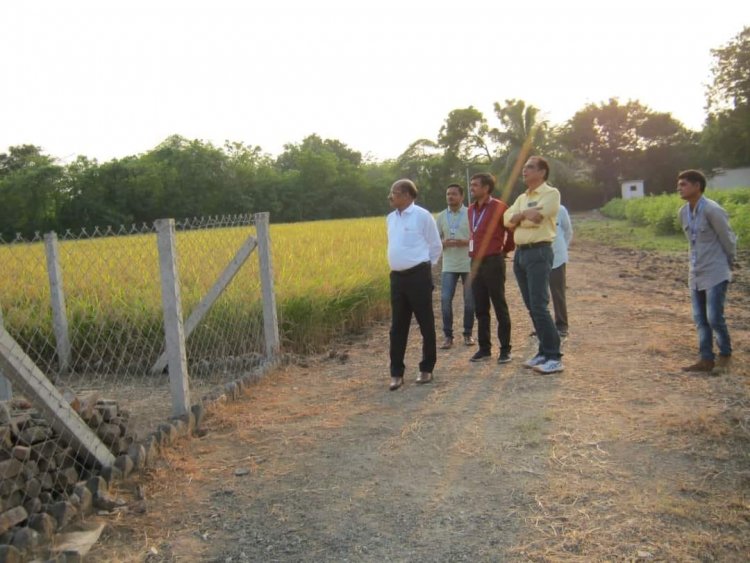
[1,26,748,239]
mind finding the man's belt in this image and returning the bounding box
[516,241,552,250]
[392,261,430,275]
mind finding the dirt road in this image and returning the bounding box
[92,234,750,562]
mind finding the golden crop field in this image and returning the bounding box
[0,216,392,360]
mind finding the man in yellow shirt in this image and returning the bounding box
[504,156,564,374]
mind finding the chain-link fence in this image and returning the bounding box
[0,213,277,537]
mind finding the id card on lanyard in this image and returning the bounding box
[469,205,488,253]
[688,198,706,268]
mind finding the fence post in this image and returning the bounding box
[0,305,11,401]
[254,213,280,361]
[44,232,72,374]
[155,219,191,417]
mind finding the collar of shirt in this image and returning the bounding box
[525,182,550,197]
[397,202,416,216]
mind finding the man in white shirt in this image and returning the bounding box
[386,179,443,391]
[550,205,573,337]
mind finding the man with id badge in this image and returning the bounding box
[467,173,515,364]
[435,184,475,349]
[677,169,736,374]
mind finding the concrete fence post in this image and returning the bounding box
[0,305,12,401]
[44,232,72,374]
[254,213,280,361]
[155,219,191,417]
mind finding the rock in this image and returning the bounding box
[0,459,22,479]
[85,476,108,497]
[0,506,28,534]
[0,404,11,426]
[22,497,41,516]
[191,403,205,429]
[30,440,58,461]
[234,467,250,476]
[55,467,79,490]
[37,456,57,473]
[96,423,121,446]
[19,425,53,445]
[21,461,39,480]
[10,446,30,462]
[0,545,22,563]
[0,426,12,450]
[54,447,74,468]
[85,410,102,429]
[127,445,146,470]
[48,501,77,530]
[2,491,23,511]
[72,485,92,515]
[28,513,56,541]
[100,465,122,484]
[113,455,134,478]
[0,477,22,497]
[10,526,41,551]
[39,472,54,490]
[24,477,41,498]
[93,491,123,512]
[142,437,159,467]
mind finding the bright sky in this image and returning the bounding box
[2,0,748,164]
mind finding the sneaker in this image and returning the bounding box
[681,359,715,373]
[497,352,512,364]
[533,359,564,374]
[523,354,546,369]
[470,350,492,362]
[463,335,476,346]
[440,337,454,350]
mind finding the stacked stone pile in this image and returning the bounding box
[0,393,197,562]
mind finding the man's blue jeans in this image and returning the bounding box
[513,244,560,360]
[691,280,732,360]
[441,271,474,339]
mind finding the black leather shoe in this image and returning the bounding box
[389,376,404,390]
[416,372,433,384]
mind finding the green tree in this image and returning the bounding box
[703,26,750,168]
[490,99,550,198]
[0,145,63,238]
[561,98,697,203]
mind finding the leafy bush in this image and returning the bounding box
[603,188,750,248]
[600,198,627,219]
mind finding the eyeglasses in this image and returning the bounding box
[523,164,538,170]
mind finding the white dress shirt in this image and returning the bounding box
[387,202,442,271]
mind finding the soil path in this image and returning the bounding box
[91,230,750,562]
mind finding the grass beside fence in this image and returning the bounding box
[0,216,391,362]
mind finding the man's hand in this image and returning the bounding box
[524,208,544,224]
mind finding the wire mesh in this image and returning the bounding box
[0,214,269,526]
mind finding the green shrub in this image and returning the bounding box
[624,197,650,226]
[642,194,683,235]
[600,198,627,219]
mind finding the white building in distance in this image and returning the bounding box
[621,179,645,199]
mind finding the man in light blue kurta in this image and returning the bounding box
[434,184,475,349]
